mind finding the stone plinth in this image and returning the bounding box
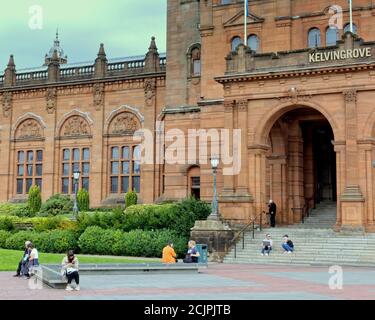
[191,219,234,262]
[339,185,365,230]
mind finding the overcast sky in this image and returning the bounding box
[0,0,167,70]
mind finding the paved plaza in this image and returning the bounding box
[1,264,374,300]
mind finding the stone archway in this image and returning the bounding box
[254,104,339,227]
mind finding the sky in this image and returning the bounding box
[0,0,167,70]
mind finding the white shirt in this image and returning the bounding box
[30,248,38,259]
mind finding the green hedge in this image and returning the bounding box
[0,203,32,217]
[77,189,90,211]
[0,230,10,248]
[4,230,78,253]
[0,216,76,232]
[77,198,210,238]
[78,226,186,257]
[28,186,42,215]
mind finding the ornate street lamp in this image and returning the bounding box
[72,169,80,220]
[209,155,220,220]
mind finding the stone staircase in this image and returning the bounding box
[224,202,375,267]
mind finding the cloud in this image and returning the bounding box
[0,0,166,69]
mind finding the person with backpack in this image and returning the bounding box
[282,235,294,253]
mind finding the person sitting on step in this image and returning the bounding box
[282,235,294,254]
[261,234,273,256]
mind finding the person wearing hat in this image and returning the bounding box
[61,250,80,291]
[162,241,177,264]
[13,240,31,278]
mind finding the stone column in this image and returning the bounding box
[287,121,304,223]
[221,100,235,197]
[340,90,365,230]
[236,99,251,198]
[334,143,345,230]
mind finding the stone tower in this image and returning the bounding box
[165,0,201,108]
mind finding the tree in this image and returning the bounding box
[28,185,42,215]
[77,189,90,211]
[125,189,138,208]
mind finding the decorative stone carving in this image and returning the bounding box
[16,119,42,140]
[224,100,235,112]
[2,92,12,117]
[110,112,140,135]
[343,90,357,103]
[62,116,89,137]
[237,99,248,112]
[278,87,312,103]
[144,79,156,106]
[93,83,105,111]
[46,87,57,114]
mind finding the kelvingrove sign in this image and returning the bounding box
[309,47,372,63]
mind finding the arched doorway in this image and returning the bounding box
[265,107,337,225]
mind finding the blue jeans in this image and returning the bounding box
[282,244,294,252]
[261,246,272,254]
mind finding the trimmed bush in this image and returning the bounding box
[78,226,186,257]
[28,185,42,215]
[5,231,38,250]
[0,230,10,248]
[4,229,78,253]
[125,189,138,208]
[39,194,73,216]
[77,189,90,211]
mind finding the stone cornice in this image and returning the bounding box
[216,62,375,84]
[0,72,166,94]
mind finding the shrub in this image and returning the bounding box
[0,230,10,248]
[77,189,90,211]
[39,194,73,216]
[38,230,78,253]
[0,203,30,217]
[0,216,16,231]
[78,226,120,255]
[13,204,33,218]
[5,231,39,250]
[125,189,138,208]
[78,226,186,257]
[28,185,42,215]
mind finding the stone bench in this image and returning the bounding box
[35,263,208,289]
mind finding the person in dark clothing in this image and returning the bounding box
[268,200,277,228]
[13,241,31,277]
[183,240,200,263]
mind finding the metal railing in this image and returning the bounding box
[230,211,266,259]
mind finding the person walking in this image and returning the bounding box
[268,200,277,228]
[61,250,80,291]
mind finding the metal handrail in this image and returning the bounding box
[230,211,266,259]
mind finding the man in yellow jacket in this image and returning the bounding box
[162,241,177,264]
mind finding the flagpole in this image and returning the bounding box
[349,0,353,33]
[244,0,248,46]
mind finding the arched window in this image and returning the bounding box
[191,47,201,76]
[344,23,357,34]
[326,27,338,46]
[247,34,260,52]
[231,36,243,51]
[308,28,321,48]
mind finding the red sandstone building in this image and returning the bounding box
[1,0,375,232]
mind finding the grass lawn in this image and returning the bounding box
[0,249,159,272]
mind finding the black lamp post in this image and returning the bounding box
[208,155,220,220]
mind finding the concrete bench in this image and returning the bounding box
[35,263,208,289]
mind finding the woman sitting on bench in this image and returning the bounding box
[183,240,200,263]
[61,250,80,291]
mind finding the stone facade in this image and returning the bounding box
[1,0,375,232]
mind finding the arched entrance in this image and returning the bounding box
[264,107,337,225]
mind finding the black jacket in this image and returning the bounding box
[268,203,277,215]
